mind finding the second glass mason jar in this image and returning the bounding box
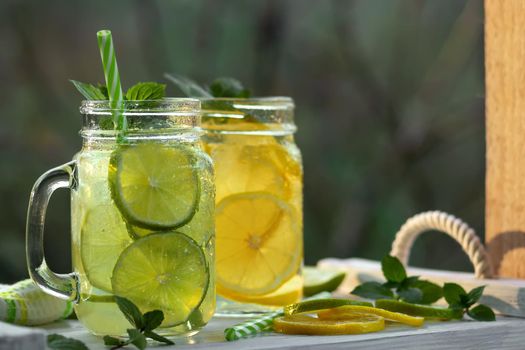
[26,99,215,337]
[201,97,303,314]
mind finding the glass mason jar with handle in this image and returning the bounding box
[26,99,215,337]
[201,97,303,314]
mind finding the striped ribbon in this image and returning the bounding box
[224,292,331,341]
[96,30,126,132]
[0,280,73,326]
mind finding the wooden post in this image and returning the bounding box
[485,0,525,278]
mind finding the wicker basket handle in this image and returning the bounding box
[389,211,493,279]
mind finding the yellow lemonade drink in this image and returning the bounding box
[72,100,215,336]
[202,98,303,312]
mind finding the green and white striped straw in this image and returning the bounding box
[224,292,331,341]
[96,30,126,132]
[0,279,73,326]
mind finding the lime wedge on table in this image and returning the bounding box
[109,143,200,230]
[111,232,209,327]
[284,298,373,316]
[80,205,132,291]
[375,299,464,320]
[303,266,346,296]
[274,314,385,335]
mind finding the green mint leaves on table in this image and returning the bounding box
[103,296,174,350]
[164,73,251,98]
[352,255,443,304]
[351,255,496,321]
[71,80,166,101]
[443,283,496,321]
[47,334,89,350]
[47,297,174,350]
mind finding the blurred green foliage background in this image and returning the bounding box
[0,0,484,283]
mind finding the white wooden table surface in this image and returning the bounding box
[5,315,513,349]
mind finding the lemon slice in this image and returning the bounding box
[80,205,132,291]
[109,143,200,230]
[215,192,301,296]
[284,298,373,316]
[111,232,208,327]
[208,142,301,202]
[303,267,346,296]
[273,314,385,335]
[318,305,424,327]
[219,275,303,307]
[375,299,464,320]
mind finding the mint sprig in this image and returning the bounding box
[125,82,166,100]
[71,81,166,101]
[208,77,250,98]
[47,334,89,350]
[70,80,108,100]
[351,255,443,304]
[164,73,251,98]
[103,296,174,350]
[443,283,495,321]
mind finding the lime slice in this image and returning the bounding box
[273,314,385,335]
[177,172,215,245]
[111,232,209,327]
[80,205,132,291]
[109,143,200,230]
[284,298,373,316]
[375,299,464,320]
[303,266,346,296]
[126,223,155,239]
[318,305,424,327]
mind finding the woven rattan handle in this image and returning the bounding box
[389,211,493,279]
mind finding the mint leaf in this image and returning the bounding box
[143,310,164,331]
[70,80,107,100]
[115,296,144,329]
[467,304,496,321]
[145,330,175,345]
[381,255,407,283]
[408,280,443,304]
[443,283,467,307]
[103,335,123,346]
[164,73,212,97]
[97,84,109,99]
[464,286,485,307]
[397,287,423,303]
[351,281,395,300]
[47,334,89,350]
[126,82,166,101]
[127,329,147,350]
[208,77,251,98]
[383,281,400,289]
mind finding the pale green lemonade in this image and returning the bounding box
[71,100,215,337]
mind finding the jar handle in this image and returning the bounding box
[26,161,79,301]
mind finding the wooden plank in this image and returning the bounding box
[0,322,45,350]
[34,317,525,350]
[485,0,525,278]
[318,258,525,318]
